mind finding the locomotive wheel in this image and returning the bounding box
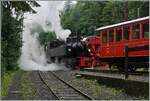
[65,61,73,69]
[65,61,69,68]
[116,64,124,72]
[55,57,59,63]
[128,66,137,72]
[58,57,62,63]
[50,57,55,62]
[66,63,74,69]
[117,63,137,72]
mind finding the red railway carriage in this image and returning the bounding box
[79,16,149,71]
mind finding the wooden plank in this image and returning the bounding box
[125,45,129,79]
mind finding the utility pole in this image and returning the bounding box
[123,0,128,21]
[137,8,140,18]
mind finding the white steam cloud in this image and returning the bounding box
[48,1,71,40]
[19,1,71,71]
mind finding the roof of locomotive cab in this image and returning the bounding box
[96,16,149,31]
[82,36,100,41]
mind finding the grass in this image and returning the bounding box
[1,71,16,99]
[135,96,148,100]
[70,78,132,100]
[2,71,39,100]
[20,72,37,100]
[71,77,149,100]
[83,79,127,99]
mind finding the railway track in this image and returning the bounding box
[31,71,57,100]
[38,71,93,100]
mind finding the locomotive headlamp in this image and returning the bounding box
[88,49,91,52]
[68,48,71,52]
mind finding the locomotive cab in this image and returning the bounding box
[66,36,89,57]
[65,36,90,68]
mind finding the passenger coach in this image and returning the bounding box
[95,16,149,71]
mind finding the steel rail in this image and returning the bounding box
[38,71,60,100]
[32,72,47,99]
[50,71,94,100]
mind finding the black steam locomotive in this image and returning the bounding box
[45,36,89,68]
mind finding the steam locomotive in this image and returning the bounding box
[45,36,90,68]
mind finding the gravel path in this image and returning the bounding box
[4,71,23,100]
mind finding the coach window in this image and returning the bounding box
[142,22,149,39]
[132,23,140,39]
[109,30,114,42]
[116,28,121,42]
[123,25,130,40]
[102,31,107,43]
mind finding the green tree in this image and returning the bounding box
[102,1,124,25]
[1,1,40,74]
[60,1,149,37]
[38,31,56,47]
[61,1,107,36]
[128,1,149,19]
[30,22,56,47]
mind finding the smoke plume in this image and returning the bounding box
[19,1,71,71]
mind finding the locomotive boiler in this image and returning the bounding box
[46,36,90,68]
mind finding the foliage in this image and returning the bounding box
[38,31,56,47]
[128,1,149,19]
[61,1,107,36]
[60,1,149,37]
[29,22,56,47]
[102,1,124,25]
[1,71,16,99]
[2,9,23,72]
[21,72,37,99]
[1,1,40,74]
[70,78,130,100]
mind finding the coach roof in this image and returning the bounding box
[96,16,149,31]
